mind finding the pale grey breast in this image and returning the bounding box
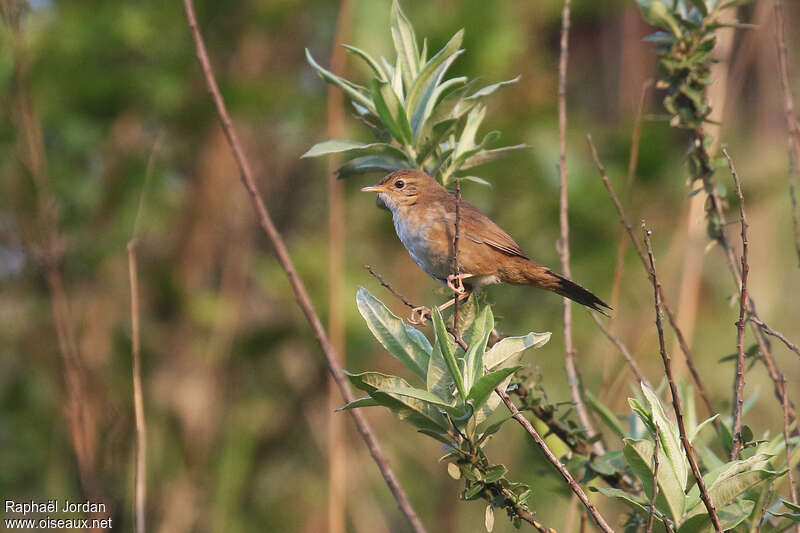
[391,207,451,284]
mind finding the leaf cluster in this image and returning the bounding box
[302,0,524,186]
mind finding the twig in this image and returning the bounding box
[453,180,462,338]
[748,316,800,358]
[774,0,800,177]
[586,134,716,419]
[642,223,722,533]
[127,136,161,533]
[557,0,601,456]
[724,149,748,460]
[591,312,650,387]
[780,375,799,525]
[180,3,426,531]
[364,265,417,309]
[791,184,800,269]
[498,487,557,533]
[494,387,615,533]
[3,0,101,506]
[646,435,660,533]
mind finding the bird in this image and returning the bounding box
[360,169,610,324]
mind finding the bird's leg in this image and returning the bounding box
[436,290,471,313]
[407,291,470,326]
[446,273,471,294]
[409,306,432,325]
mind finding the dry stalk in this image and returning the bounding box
[642,223,721,533]
[556,0,602,456]
[586,134,716,419]
[723,149,748,460]
[181,2,426,530]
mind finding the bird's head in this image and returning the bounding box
[360,169,440,211]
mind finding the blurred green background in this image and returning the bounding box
[1,0,799,531]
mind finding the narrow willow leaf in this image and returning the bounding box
[342,44,386,81]
[337,396,380,411]
[345,370,413,394]
[453,104,486,161]
[642,384,689,490]
[585,389,626,439]
[456,175,491,187]
[594,487,653,516]
[689,414,719,443]
[370,79,408,144]
[302,140,408,160]
[390,0,419,87]
[623,437,686,523]
[356,286,430,381]
[464,305,493,391]
[485,505,494,532]
[406,29,465,138]
[459,144,528,170]
[637,0,684,37]
[484,332,551,370]
[336,155,409,178]
[427,341,455,402]
[678,499,755,533]
[464,75,521,102]
[433,307,467,400]
[306,48,374,111]
[467,366,521,412]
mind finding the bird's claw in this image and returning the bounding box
[409,306,432,325]
[447,273,469,295]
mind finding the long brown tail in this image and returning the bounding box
[510,259,612,314]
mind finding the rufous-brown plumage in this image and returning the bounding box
[361,169,610,321]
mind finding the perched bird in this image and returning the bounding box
[361,169,610,323]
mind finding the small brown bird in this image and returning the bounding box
[361,169,610,323]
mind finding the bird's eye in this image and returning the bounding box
[394,179,405,189]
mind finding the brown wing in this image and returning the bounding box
[458,201,529,259]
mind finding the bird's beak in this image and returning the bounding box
[360,184,385,193]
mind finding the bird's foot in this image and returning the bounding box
[446,273,470,295]
[409,306,432,325]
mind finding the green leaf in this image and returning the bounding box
[459,144,528,170]
[406,29,464,138]
[464,76,520,101]
[390,0,420,88]
[467,366,521,412]
[689,414,719,444]
[306,48,375,112]
[433,307,467,400]
[337,396,380,411]
[623,437,686,523]
[637,0,684,37]
[484,464,507,483]
[428,341,456,402]
[457,176,492,187]
[370,79,412,145]
[342,44,386,81]
[642,384,689,490]
[336,155,409,178]
[678,499,755,533]
[301,140,408,160]
[585,389,626,439]
[594,487,653,516]
[377,385,466,420]
[484,332,550,370]
[464,305,493,391]
[345,370,413,395]
[453,104,486,161]
[688,0,708,16]
[684,453,780,518]
[356,287,431,381]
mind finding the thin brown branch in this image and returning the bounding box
[127,136,161,533]
[557,0,601,456]
[494,387,615,533]
[642,223,721,533]
[791,184,800,269]
[591,312,650,388]
[749,316,800,358]
[723,149,748,460]
[774,0,800,178]
[646,435,660,533]
[3,0,101,506]
[586,134,716,419]
[364,265,417,309]
[180,3,426,531]
[780,376,799,521]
